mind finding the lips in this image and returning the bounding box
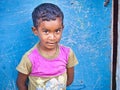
[47,42,56,46]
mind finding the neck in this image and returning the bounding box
[38,42,58,57]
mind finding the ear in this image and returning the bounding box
[32,26,38,36]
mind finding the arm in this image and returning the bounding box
[66,67,74,86]
[16,72,28,90]
[66,48,78,86]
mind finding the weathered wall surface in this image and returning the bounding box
[0,0,112,90]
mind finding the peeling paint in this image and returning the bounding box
[0,0,112,90]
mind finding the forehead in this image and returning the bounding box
[39,18,63,30]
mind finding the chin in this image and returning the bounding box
[46,45,57,50]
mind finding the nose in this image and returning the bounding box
[49,33,55,40]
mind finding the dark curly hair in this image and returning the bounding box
[32,3,64,28]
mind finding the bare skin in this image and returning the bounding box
[16,72,28,90]
[17,18,75,89]
[67,67,74,86]
[17,67,74,89]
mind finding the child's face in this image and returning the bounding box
[32,18,63,50]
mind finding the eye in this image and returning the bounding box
[55,29,61,34]
[43,30,49,34]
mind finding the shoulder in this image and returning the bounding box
[59,44,71,54]
[23,43,38,56]
[18,43,38,64]
[16,43,38,74]
[59,44,75,53]
[59,44,71,50]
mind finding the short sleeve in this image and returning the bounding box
[16,53,32,75]
[67,48,78,68]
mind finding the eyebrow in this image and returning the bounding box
[42,27,62,31]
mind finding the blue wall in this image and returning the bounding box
[0,0,112,90]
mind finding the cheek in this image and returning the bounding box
[57,34,62,41]
[39,35,46,41]
[37,34,45,41]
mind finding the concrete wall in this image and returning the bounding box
[0,0,112,90]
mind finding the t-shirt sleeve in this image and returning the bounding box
[16,53,32,75]
[67,48,78,68]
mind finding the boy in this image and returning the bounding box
[16,3,78,90]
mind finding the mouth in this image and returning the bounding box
[47,42,56,46]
